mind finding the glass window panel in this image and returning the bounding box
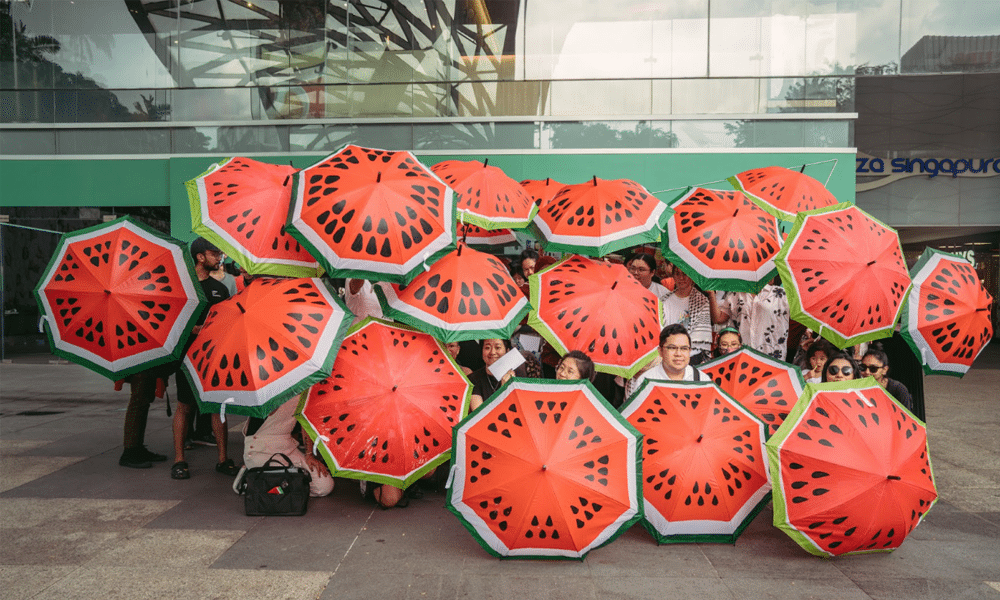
[289,124,414,152]
[211,126,290,154]
[958,177,1000,226]
[709,2,858,78]
[0,129,57,155]
[168,88,256,122]
[669,120,736,148]
[57,128,169,155]
[523,2,709,80]
[1,90,56,123]
[546,121,652,150]
[414,122,537,150]
[549,80,651,116]
[448,81,547,117]
[347,84,417,117]
[803,120,850,147]
[670,79,764,114]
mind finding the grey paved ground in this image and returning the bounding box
[1,347,998,600]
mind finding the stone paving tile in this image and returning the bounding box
[0,565,80,600]
[30,566,332,600]
[457,574,600,600]
[0,439,51,455]
[321,571,460,600]
[0,498,178,566]
[721,577,873,600]
[84,529,246,569]
[830,535,1000,583]
[907,501,1000,542]
[593,576,738,600]
[583,527,718,579]
[0,456,86,493]
[851,578,1000,600]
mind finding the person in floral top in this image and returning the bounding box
[710,280,790,361]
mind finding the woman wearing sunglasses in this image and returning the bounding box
[860,345,914,410]
[820,351,860,383]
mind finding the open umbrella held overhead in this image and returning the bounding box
[901,247,994,377]
[776,203,912,349]
[35,216,205,380]
[766,380,938,557]
[620,379,771,544]
[431,159,538,230]
[661,187,780,293]
[286,145,456,284]
[186,157,321,277]
[527,254,663,378]
[297,318,471,489]
[376,243,530,343]
[728,165,839,222]
[182,277,353,419]
[530,177,670,257]
[447,379,643,559]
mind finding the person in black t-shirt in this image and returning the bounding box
[170,238,240,480]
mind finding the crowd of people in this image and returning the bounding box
[116,239,919,510]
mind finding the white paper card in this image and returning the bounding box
[488,349,526,380]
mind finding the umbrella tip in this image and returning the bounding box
[867,260,877,267]
[592,175,597,186]
[377,171,381,183]
[696,434,703,443]
[542,464,547,471]
[104,289,111,294]
[236,302,246,314]
[887,475,901,480]
[283,175,290,187]
[611,281,618,290]
[483,158,489,168]
[392,385,398,392]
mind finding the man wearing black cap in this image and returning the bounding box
[170,238,239,479]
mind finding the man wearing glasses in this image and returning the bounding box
[626,324,704,396]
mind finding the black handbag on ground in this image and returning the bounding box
[236,453,312,516]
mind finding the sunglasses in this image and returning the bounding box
[858,364,883,373]
[827,365,853,376]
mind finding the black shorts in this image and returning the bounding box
[175,371,199,406]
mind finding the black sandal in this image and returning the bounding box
[170,461,190,480]
[215,459,239,476]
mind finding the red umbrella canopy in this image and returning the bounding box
[527,255,663,378]
[728,165,838,221]
[186,157,321,277]
[297,319,471,488]
[901,248,994,377]
[530,177,670,257]
[431,159,538,230]
[766,380,938,557]
[376,243,530,343]
[286,145,456,284]
[661,187,780,293]
[182,277,353,419]
[520,178,565,209]
[35,217,204,380]
[620,380,771,544]
[458,223,518,249]
[776,203,912,349]
[699,347,806,435]
[447,379,642,559]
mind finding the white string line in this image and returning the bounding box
[330,507,377,579]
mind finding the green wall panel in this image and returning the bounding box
[2,152,855,241]
[0,159,170,208]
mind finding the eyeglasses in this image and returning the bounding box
[858,364,883,373]
[827,365,853,376]
[663,345,691,353]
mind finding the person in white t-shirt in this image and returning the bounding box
[345,278,384,325]
[626,324,704,397]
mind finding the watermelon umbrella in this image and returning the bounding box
[661,187,780,293]
[775,203,912,349]
[430,159,538,230]
[520,177,565,209]
[766,380,938,557]
[185,157,321,277]
[620,379,771,544]
[901,247,994,377]
[375,243,530,342]
[297,318,471,488]
[447,378,642,559]
[286,145,456,284]
[529,177,670,257]
[728,165,839,222]
[527,255,663,378]
[181,277,353,419]
[458,223,518,249]
[35,216,205,380]
[699,347,805,435]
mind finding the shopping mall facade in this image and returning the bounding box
[1,0,997,349]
